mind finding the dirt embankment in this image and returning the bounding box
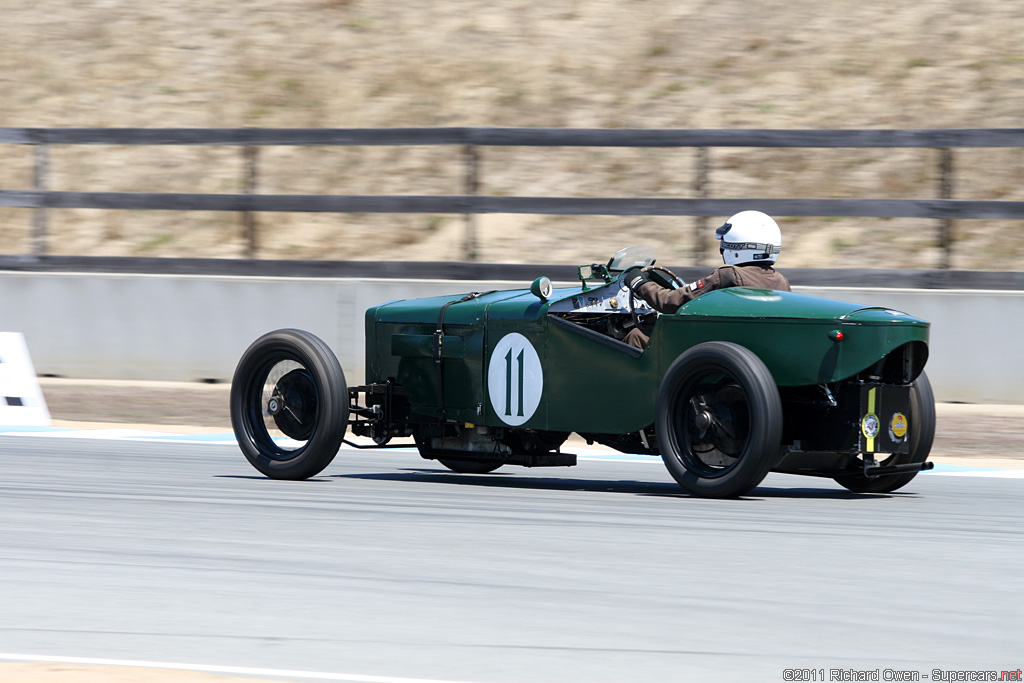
[2,0,1024,269]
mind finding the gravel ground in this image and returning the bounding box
[0,663,294,683]
[40,378,233,430]
[35,378,1024,461]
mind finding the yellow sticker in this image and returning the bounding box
[890,412,908,439]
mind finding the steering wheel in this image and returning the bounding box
[647,265,686,289]
[623,265,687,329]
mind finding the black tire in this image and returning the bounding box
[230,329,348,480]
[656,342,783,498]
[413,435,504,474]
[833,371,936,494]
[436,459,503,474]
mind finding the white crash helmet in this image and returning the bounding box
[716,210,782,265]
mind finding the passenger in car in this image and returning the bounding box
[623,211,791,349]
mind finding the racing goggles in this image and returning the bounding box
[719,241,781,254]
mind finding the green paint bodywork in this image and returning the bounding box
[364,284,929,435]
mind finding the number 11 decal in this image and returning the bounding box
[504,348,524,417]
[488,333,543,426]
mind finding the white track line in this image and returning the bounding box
[0,653,478,683]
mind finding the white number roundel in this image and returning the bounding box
[487,333,543,426]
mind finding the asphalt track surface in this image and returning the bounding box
[2,435,1023,683]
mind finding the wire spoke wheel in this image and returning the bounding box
[231,329,348,480]
[657,342,782,498]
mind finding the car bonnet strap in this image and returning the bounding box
[432,291,495,419]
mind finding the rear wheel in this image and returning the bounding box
[656,342,783,498]
[230,329,348,480]
[833,371,935,494]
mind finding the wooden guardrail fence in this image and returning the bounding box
[2,127,1023,266]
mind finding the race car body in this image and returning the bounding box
[231,246,933,498]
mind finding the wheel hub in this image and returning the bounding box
[268,369,317,441]
[694,409,713,433]
[266,396,283,416]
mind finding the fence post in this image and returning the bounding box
[938,148,954,269]
[242,145,259,259]
[693,147,709,264]
[31,143,50,255]
[463,144,479,261]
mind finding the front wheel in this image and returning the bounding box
[230,329,349,480]
[656,342,783,498]
[833,371,936,494]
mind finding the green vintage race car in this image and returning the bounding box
[230,246,934,498]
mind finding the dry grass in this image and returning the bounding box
[1,0,1023,268]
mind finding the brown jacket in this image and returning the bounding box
[636,263,791,314]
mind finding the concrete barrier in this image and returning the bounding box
[1,271,1019,403]
[0,271,517,384]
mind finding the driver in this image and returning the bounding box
[623,210,791,349]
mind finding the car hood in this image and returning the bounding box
[369,289,534,326]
